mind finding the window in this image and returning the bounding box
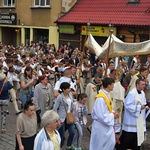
[34,0,50,6]
[3,0,15,7]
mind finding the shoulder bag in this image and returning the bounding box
[62,100,75,124]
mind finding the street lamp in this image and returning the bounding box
[86,18,90,34]
[108,23,113,34]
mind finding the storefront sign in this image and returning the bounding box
[81,26,116,36]
[59,25,75,34]
[0,13,17,25]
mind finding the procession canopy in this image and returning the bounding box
[85,34,104,57]
[85,34,150,59]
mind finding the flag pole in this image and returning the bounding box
[104,23,113,77]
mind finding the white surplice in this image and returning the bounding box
[90,90,115,150]
[122,88,147,145]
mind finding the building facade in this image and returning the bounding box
[56,0,150,52]
[0,0,64,48]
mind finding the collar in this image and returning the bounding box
[40,83,49,89]
[137,89,141,94]
[102,89,109,95]
[44,128,58,140]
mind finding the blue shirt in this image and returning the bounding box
[0,81,12,100]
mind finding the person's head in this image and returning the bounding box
[71,66,77,75]
[136,78,145,91]
[109,69,117,80]
[94,73,103,84]
[71,54,75,59]
[6,59,13,67]
[25,60,30,67]
[102,77,115,92]
[41,54,46,61]
[67,42,71,46]
[30,53,36,60]
[139,67,147,78]
[60,82,71,94]
[24,66,33,79]
[130,68,135,76]
[77,93,88,105]
[12,54,18,61]
[21,55,26,60]
[41,110,60,129]
[24,100,35,117]
[136,56,142,63]
[109,62,115,70]
[63,68,71,78]
[96,66,104,74]
[41,62,48,69]
[38,75,48,85]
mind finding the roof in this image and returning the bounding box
[56,0,150,26]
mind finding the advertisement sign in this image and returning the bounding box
[59,25,75,34]
[0,13,17,25]
[81,26,116,36]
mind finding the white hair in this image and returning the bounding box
[41,110,59,127]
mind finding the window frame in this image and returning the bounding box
[3,0,15,7]
[34,0,50,7]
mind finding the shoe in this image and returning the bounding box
[16,111,22,115]
[66,145,76,150]
[87,126,91,133]
[1,128,6,134]
[6,110,9,114]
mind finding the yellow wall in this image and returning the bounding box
[0,0,62,26]
[0,0,63,48]
[49,26,59,48]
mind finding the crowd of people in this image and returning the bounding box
[0,41,150,150]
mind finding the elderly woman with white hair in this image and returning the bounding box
[34,110,61,150]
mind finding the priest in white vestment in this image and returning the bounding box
[85,73,103,114]
[112,81,125,133]
[115,78,147,150]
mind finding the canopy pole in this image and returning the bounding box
[77,19,90,80]
[104,24,113,78]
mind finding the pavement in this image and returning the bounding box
[0,102,17,150]
[0,102,92,150]
[1,102,150,150]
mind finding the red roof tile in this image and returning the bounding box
[56,0,150,26]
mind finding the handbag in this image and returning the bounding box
[62,100,75,124]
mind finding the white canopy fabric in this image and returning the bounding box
[85,34,150,59]
[85,34,104,57]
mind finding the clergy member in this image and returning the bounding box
[90,77,119,150]
[115,78,147,150]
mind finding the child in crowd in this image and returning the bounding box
[73,93,88,150]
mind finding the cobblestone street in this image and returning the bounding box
[0,102,91,150]
[1,102,150,150]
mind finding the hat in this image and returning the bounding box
[0,73,6,81]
